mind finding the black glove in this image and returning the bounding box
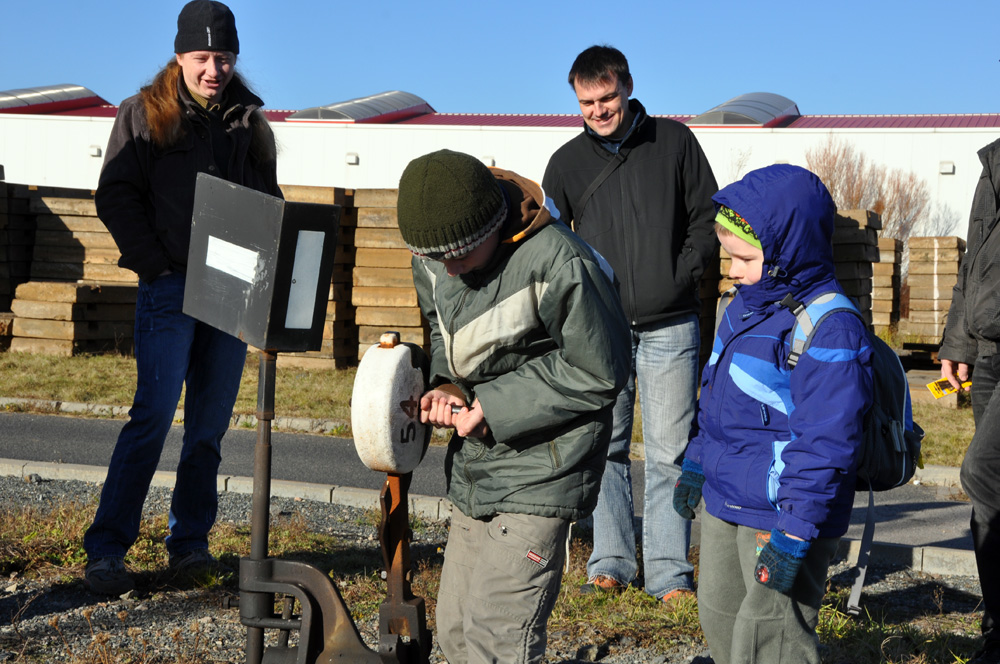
[754,529,811,595]
[672,459,706,520]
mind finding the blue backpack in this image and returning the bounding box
[779,291,925,615]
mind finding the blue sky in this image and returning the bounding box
[4,0,998,117]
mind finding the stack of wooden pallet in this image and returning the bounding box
[1,182,35,311]
[277,185,358,369]
[832,210,879,328]
[10,281,136,355]
[899,236,965,343]
[0,173,9,349]
[29,194,135,284]
[0,176,9,313]
[872,236,902,335]
[8,187,138,356]
[351,189,429,362]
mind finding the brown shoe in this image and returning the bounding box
[579,575,625,595]
[660,588,695,608]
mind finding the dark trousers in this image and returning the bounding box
[84,272,247,560]
[962,354,1000,643]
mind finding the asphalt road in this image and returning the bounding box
[0,412,973,551]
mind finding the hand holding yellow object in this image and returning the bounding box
[926,377,972,398]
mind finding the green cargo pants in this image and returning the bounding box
[697,510,840,664]
[436,510,569,664]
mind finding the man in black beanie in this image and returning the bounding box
[83,0,279,595]
[397,149,630,663]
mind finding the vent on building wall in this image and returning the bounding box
[286,91,434,123]
[687,93,800,127]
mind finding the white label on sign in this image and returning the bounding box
[285,230,325,329]
[205,235,259,283]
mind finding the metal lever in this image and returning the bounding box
[377,473,432,662]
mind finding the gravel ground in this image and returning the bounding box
[0,474,985,663]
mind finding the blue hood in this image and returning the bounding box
[713,165,839,310]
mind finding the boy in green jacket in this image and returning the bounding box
[396,149,630,664]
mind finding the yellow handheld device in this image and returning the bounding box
[926,377,972,398]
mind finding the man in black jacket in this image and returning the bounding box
[542,45,717,603]
[940,137,1000,664]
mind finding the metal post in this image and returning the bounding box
[245,349,277,664]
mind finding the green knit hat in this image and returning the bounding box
[397,149,508,260]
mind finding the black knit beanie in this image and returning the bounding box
[174,0,239,54]
[397,150,508,260]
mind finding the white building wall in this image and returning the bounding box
[1,112,997,238]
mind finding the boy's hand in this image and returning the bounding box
[419,392,490,438]
[940,358,970,393]
[419,389,466,428]
[754,529,810,595]
[673,459,705,520]
[454,399,489,439]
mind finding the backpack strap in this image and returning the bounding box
[780,291,862,368]
[779,290,871,615]
[571,148,630,231]
[714,287,737,339]
[848,487,875,616]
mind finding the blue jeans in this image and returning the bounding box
[961,353,1000,645]
[84,272,247,560]
[586,314,699,598]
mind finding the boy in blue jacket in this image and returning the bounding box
[673,164,874,664]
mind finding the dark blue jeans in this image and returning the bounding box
[84,272,247,560]
[961,353,1000,643]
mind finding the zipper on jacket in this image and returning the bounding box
[548,439,562,469]
[617,167,638,324]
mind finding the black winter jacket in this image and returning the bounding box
[96,78,281,282]
[941,137,1000,364]
[542,99,718,326]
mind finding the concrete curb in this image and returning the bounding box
[0,457,974,578]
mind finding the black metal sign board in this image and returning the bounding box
[183,173,341,352]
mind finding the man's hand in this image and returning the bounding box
[941,358,970,392]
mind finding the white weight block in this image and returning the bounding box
[351,334,430,473]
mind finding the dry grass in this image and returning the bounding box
[1,493,990,663]
[912,399,975,468]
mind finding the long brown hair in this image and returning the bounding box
[140,59,276,166]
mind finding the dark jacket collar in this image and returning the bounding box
[583,98,647,153]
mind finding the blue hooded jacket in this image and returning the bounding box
[685,165,874,541]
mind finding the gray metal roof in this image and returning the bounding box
[287,90,433,122]
[687,93,800,126]
[0,84,101,110]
